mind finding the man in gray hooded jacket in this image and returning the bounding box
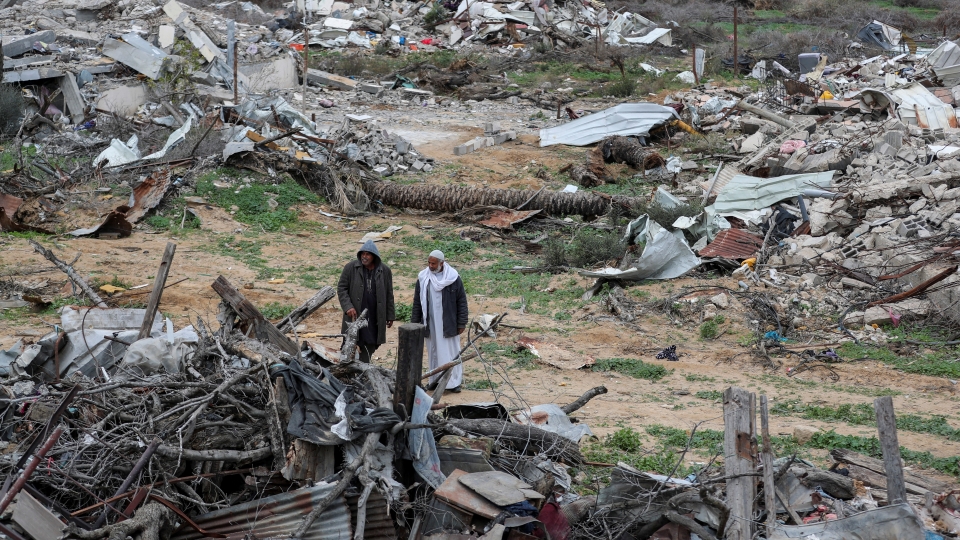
[337,239,395,362]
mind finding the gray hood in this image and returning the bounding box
[357,239,382,264]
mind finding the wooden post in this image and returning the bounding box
[760,395,777,537]
[138,242,176,340]
[394,323,426,419]
[210,276,300,356]
[875,396,907,505]
[692,42,699,85]
[394,323,425,485]
[723,386,756,540]
[732,6,739,77]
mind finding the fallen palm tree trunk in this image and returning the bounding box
[362,179,647,218]
[601,135,667,170]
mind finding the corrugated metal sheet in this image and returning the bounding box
[171,483,351,540]
[889,82,958,129]
[539,103,679,147]
[933,64,960,87]
[927,40,960,69]
[698,228,763,259]
[347,488,396,540]
[622,28,672,46]
[713,171,834,214]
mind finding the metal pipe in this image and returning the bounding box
[735,100,797,129]
[0,426,63,513]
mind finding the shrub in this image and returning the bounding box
[423,3,448,30]
[541,238,568,267]
[395,303,412,322]
[607,427,643,452]
[0,84,24,138]
[606,78,636,98]
[593,357,671,381]
[567,228,624,268]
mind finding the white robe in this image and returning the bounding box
[426,288,462,389]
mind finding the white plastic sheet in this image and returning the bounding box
[120,324,199,375]
[514,404,594,443]
[409,386,446,489]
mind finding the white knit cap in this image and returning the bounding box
[429,250,445,261]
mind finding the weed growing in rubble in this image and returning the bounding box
[607,427,643,452]
[195,173,319,232]
[463,379,497,391]
[395,303,412,322]
[592,358,671,381]
[699,320,720,340]
[605,78,636,98]
[566,228,624,268]
[260,302,296,321]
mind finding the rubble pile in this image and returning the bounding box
[3,247,958,540]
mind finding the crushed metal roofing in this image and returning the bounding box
[712,171,835,215]
[539,103,680,147]
[697,228,764,259]
[889,83,958,130]
[927,40,960,70]
[347,489,396,540]
[171,482,351,540]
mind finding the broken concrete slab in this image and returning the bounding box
[358,82,384,96]
[306,68,357,90]
[58,29,101,46]
[1,30,56,58]
[1,55,55,71]
[2,67,64,84]
[95,84,149,117]
[158,25,176,50]
[238,56,298,92]
[102,36,168,80]
[163,0,224,63]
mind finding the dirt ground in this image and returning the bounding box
[3,93,960,485]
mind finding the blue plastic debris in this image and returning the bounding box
[763,331,787,342]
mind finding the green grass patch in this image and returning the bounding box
[215,237,282,280]
[694,390,723,401]
[838,341,960,379]
[772,400,960,442]
[463,379,497,390]
[401,233,476,260]
[395,303,412,322]
[592,358,671,381]
[479,342,540,370]
[459,263,586,317]
[0,307,31,322]
[195,171,320,231]
[260,302,296,320]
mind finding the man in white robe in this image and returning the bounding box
[411,250,469,393]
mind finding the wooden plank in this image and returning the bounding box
[840,462,937,496]
[11,491,65,540]
[275,286,335,334]
[760,395,777,536]
[210,275,299,356]
[59,72,86,125]
[874,396,907,505]
[723,386,756,540]
[138,242,176,340]
[395,323,425,486]
[830,448,950,494]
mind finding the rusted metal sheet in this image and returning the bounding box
[0,194,27,232]
[434,469,501,519]
[171,482,351,540]
[478,209,541,230]
[67,207,133,238]
[347,488,396,540]
[125,168,172,222]
[698,229,763,260]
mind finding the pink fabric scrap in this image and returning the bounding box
[780,140,807,154]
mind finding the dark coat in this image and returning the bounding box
[337,244,395,345]
[411,276,468,338]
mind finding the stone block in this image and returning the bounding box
[794,425,820,445]
[358,82,383,96]
[306,68,357,90]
